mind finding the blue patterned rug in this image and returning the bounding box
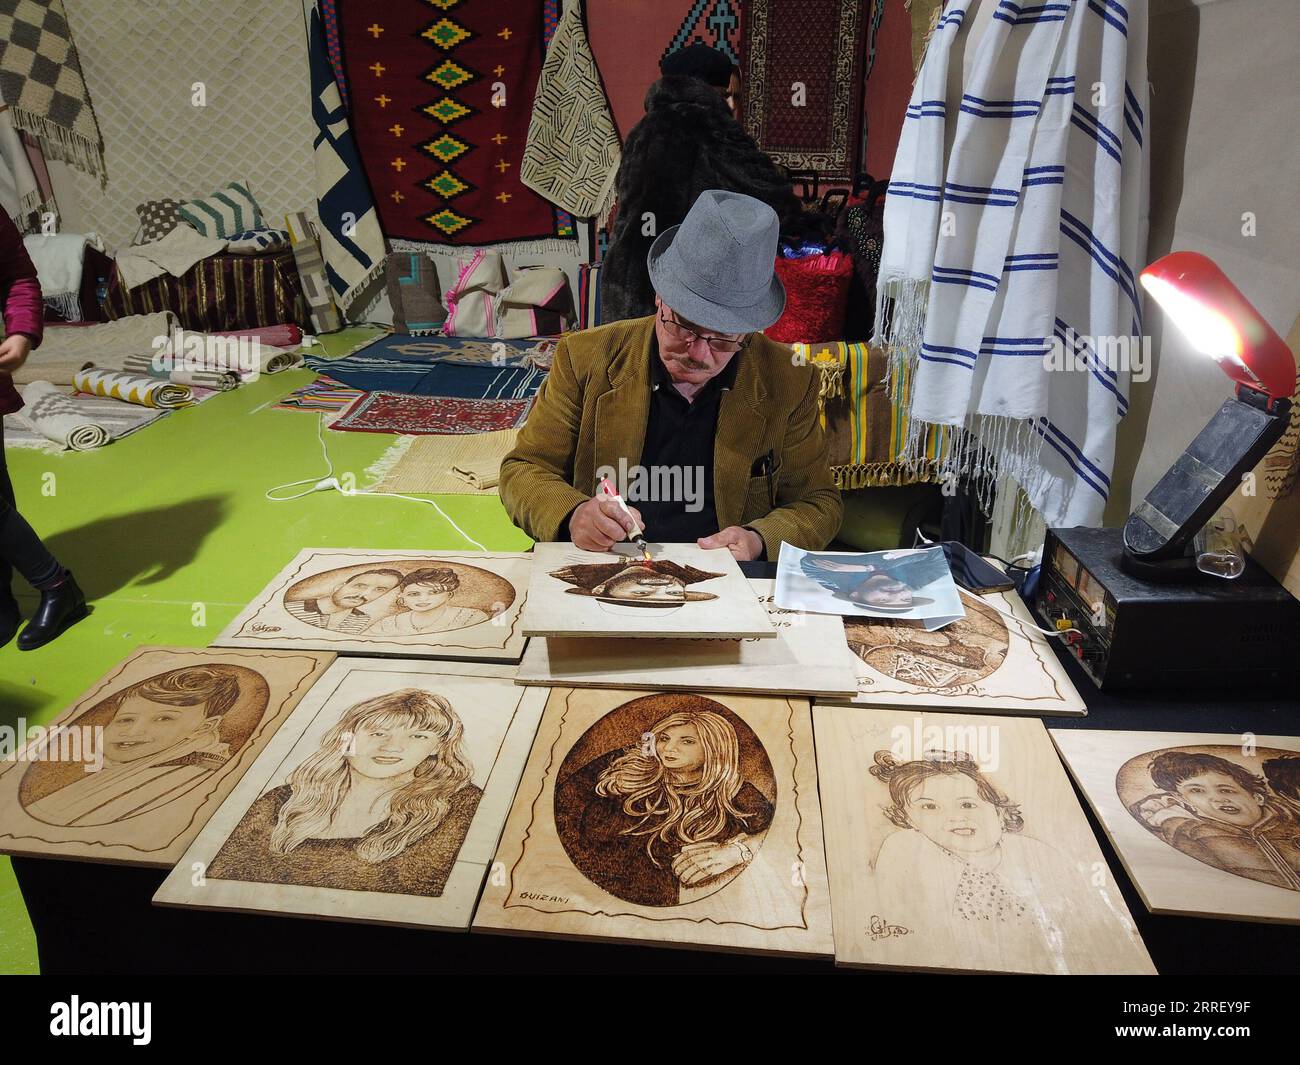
[305,334,547,398]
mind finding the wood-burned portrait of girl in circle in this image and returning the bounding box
[553,693,776,907]
[206,689,481,897]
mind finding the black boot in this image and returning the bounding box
[0,587,18,649]
[17,572,88,651]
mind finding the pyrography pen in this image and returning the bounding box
[598,476,651,560]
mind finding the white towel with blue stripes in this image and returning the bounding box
[874,0,1148,528]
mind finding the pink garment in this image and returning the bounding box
[0,210,43,415]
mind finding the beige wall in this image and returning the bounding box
[1107,0,1300,521]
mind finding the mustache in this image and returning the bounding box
[666,353,712,371]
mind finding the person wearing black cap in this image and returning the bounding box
[659,42,742,121]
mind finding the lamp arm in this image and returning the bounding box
[1124,393,1291,562]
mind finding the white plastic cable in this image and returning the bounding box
[264,414,487,551]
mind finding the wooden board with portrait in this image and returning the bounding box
[814,707,1154,973]
[515,579,859,697]
[0,646,334,866]
[1050,729,1300,924]
[213,549,532,662]
[519,543,776,640]
[821,588,1086,716]
[473,686,833,956]
[154,659,547,930]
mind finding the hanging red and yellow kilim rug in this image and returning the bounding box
[338,0,575,250]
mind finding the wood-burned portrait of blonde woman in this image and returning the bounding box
[553,693,777,907]
[207,689,481,896]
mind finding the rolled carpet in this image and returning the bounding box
[237,344,303,378]
[119,353,240,391]
[210,323,303,348]
[169,368,239,391]
[17,382,111,450]
[73,368,192,409]
[11,311,177,386]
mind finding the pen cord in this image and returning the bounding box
[264,414,487,551]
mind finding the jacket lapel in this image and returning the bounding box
[593,317,654,486]
[713,347,769,529]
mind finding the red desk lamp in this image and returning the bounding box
[1123,252,1294,578]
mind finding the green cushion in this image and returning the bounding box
[834,484,943,551]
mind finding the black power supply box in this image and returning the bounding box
[1034,526,1300,691]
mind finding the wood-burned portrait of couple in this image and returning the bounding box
[282,559,514,637]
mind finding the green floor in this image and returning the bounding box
[0,344,530,973]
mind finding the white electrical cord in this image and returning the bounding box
[264,414,487,551]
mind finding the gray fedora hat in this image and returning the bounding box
[646,189,786,333]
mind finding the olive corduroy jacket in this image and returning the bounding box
[499,316,842,555]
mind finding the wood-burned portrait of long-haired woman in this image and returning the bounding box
[553,694,777,907]
[206,687,481,896]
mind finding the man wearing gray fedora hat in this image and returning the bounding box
[500,189,841,560]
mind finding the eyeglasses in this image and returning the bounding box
[658,309,747,354]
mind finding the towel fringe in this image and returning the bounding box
[391,237,580,260]
[874,275,928,395]
[44,291,82,322]
[363,434,416,488]
[894,411,1050,518]
[11,109,104,183]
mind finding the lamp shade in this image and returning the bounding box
[1139,251,1294,402]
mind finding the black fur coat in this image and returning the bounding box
[598,76,805,325]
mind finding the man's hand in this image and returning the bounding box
[569,494,643,552]
[0,334,32,373]
[698,526,763,561]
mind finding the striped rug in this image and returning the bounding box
[273,375,364,414]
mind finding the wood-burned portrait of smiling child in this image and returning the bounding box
[0,647,333,866]
[1119,745,1300,892]
[20,664,269,828]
